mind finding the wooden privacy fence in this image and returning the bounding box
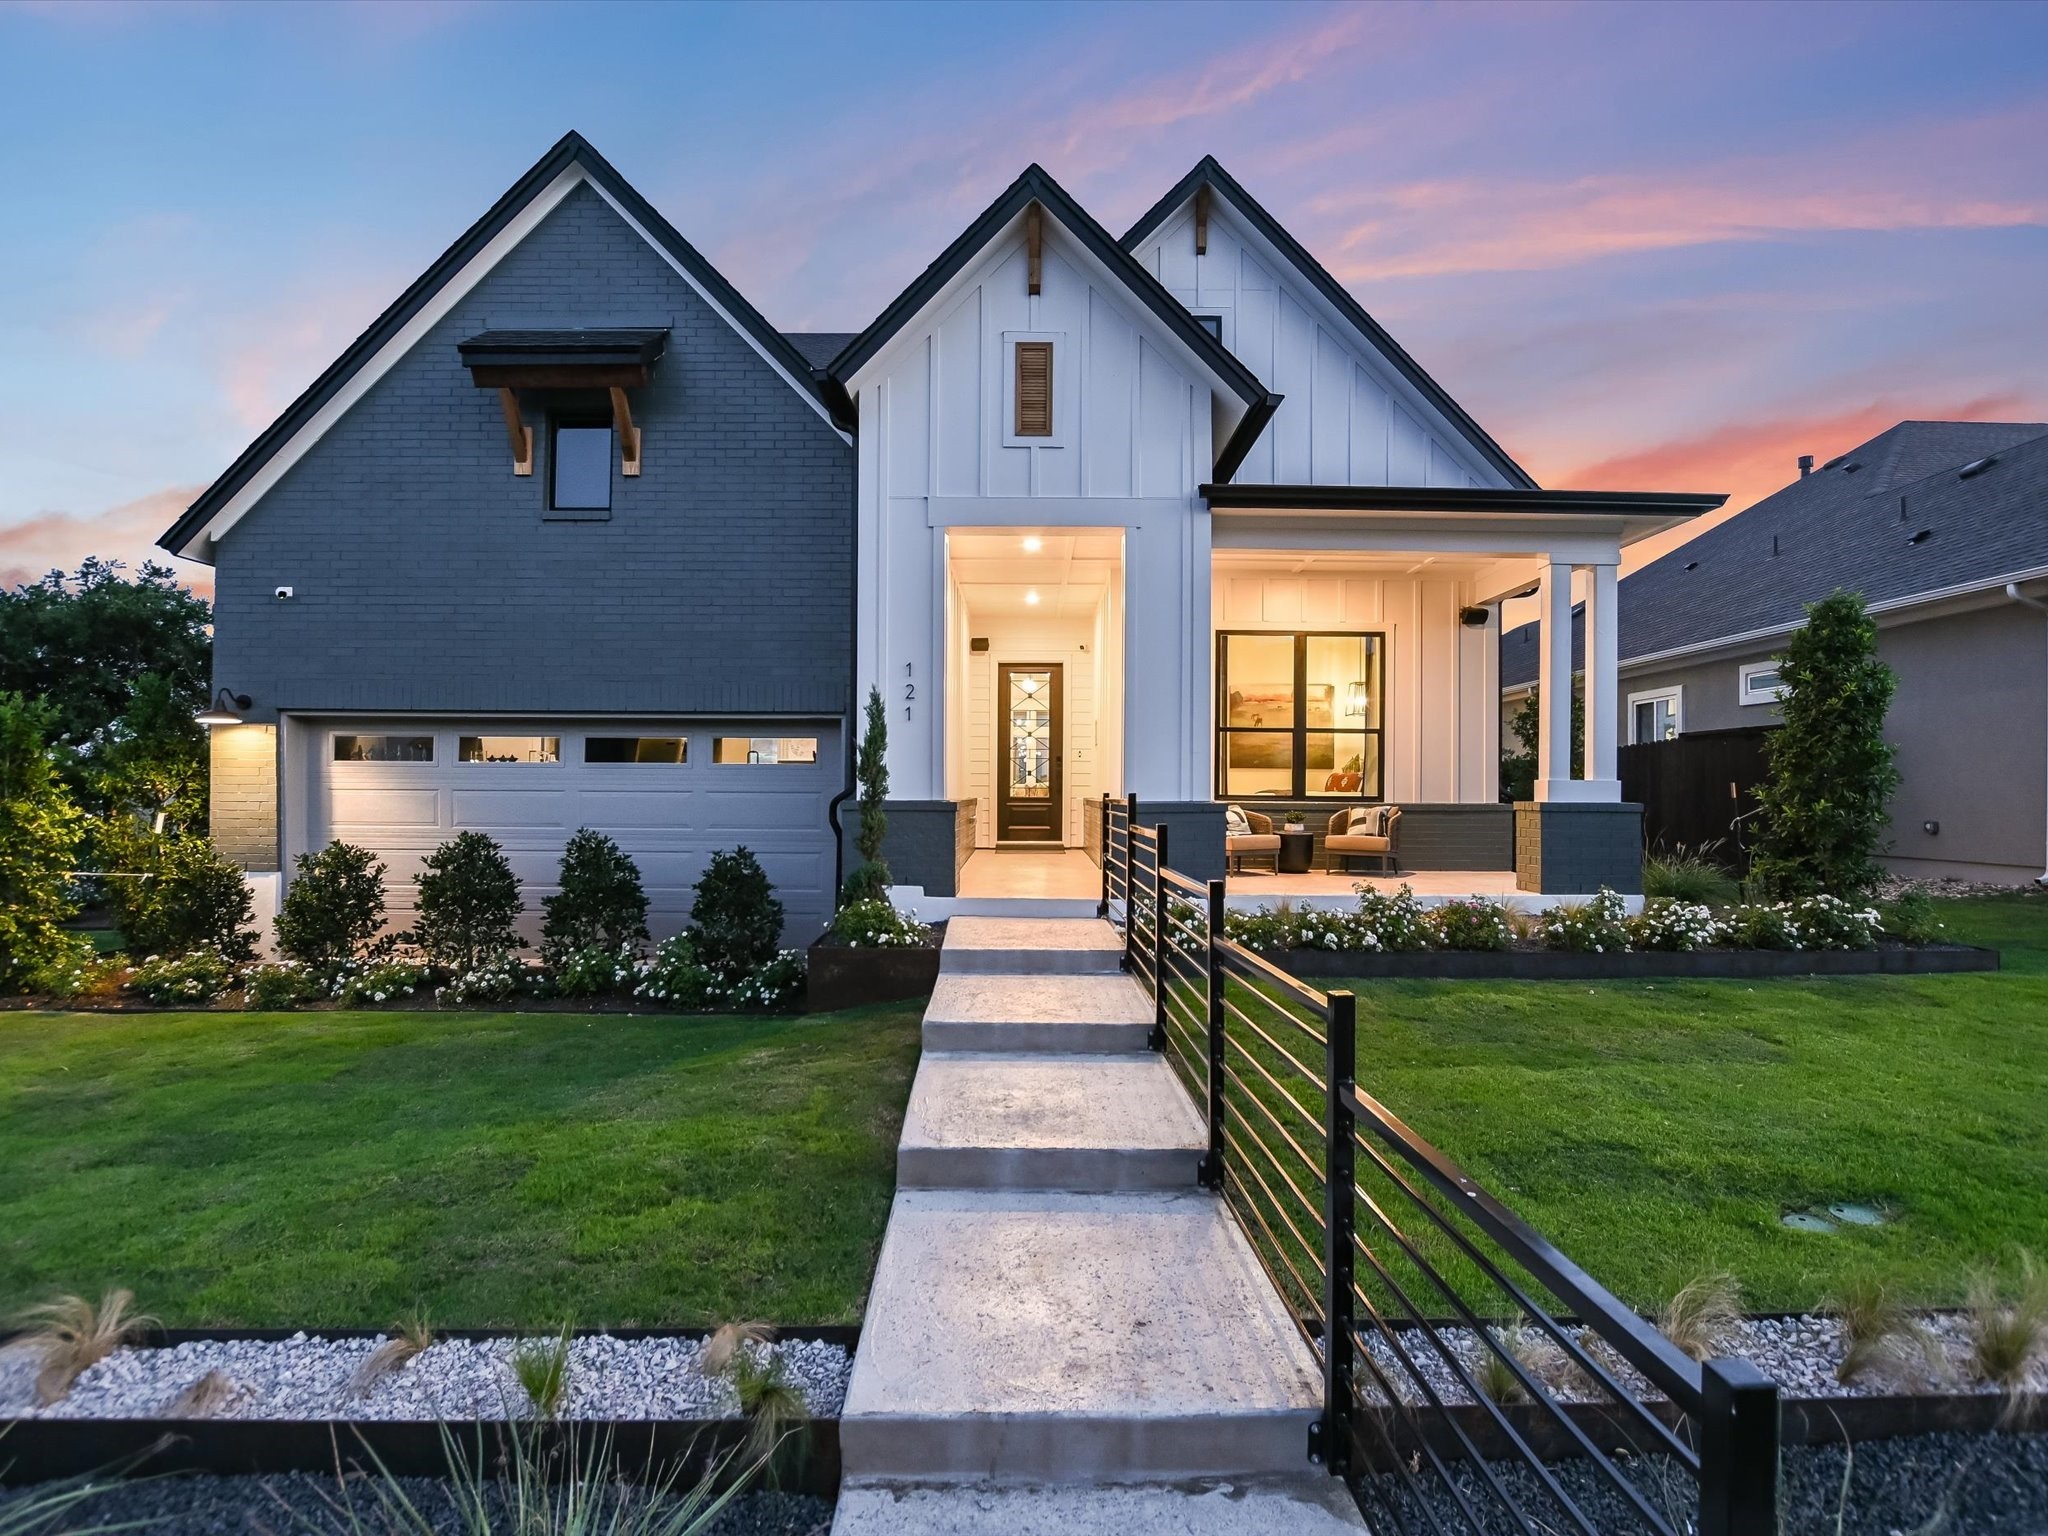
[1617,727,1774,866]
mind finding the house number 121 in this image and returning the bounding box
[904,662,915,721]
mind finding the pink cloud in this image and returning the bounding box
[0,486,211,595]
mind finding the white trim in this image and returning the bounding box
[1737,660,1787,706]
[178,164,844,556]
[1626,685,1683,744]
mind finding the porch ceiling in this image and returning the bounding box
[949,527,1121,621]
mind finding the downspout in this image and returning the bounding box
[825,368,858,908]
[2005,583,2048,887]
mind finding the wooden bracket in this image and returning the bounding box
[610,387,641,477]
[1026,202,1042,296]
[497,388,532,476]
[1194,185,1210,256]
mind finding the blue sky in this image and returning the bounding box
[3,0,2046,589]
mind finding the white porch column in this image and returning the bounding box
[1581,562,1622,800]
[1534,559,1575,801]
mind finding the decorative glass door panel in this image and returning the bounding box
[996,663,1063,842]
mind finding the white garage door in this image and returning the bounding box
[306,720,840,945]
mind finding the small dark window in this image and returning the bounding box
[1193,314,1223,342]
[334,734,433,763]
[585,736,686,764]
[1014,342,1053,437]
[551,422,613,510]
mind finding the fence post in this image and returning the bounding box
[1098,794,1110,918]
[1699,1358,1779,1536]
[1149,822,1169,1052]
[1122,794,1141,974]
[1199,877,1226,1191]
[1314,990,1357,1477]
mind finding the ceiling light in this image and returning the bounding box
[195,688,252,727]
[1024,590,1040,606]
[1021,535,1043,553]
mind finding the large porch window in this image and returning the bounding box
[1216,631,1385,799]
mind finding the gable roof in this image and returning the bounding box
[1123,156,1537,492]
[1500,420,2048,686]
[782,331,858,370]
[825,162,1281,481]
[161,131,841,560]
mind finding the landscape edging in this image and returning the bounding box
[1270,943,1998,981]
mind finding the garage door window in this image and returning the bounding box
[714,737,818,765]
[334,735,433,762]
[585,737,686,764]
[459,735,560,764]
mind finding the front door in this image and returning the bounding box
[996,662,1062,842]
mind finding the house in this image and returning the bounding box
[1501,421,2048,885]
[162,134,1719,941]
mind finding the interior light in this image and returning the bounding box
[195,688,252,727]
[1345,681,1370,717]
[1022,535,1043,553]
[1025,590,1040,605]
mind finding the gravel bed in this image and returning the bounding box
[1358,1430,2048,1535]
[0,1472,833,1535]
[0,1333,851,1422]
[1354,1312,2046,1409]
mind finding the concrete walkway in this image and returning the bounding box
[832,916,1365,1533]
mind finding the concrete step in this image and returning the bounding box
[898,1053,1206,1192]
[839,1190,1322,1479]
[947,896,1103,920]
[831,1477,1369,1535]
[922,974,1153,1055]
[941,916,1125,975]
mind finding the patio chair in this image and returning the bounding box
[1324,805,1402,875]
[1225,806,1282,875]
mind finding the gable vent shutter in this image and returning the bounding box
[1014,342,1053,437]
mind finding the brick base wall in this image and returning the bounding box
[210,725,279,872]
[1514,801,1644,894]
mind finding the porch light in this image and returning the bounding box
[1025,589,1040,606]
[195,688,252,727]
[1022,535,1043,553]
[1345,681,1370,717]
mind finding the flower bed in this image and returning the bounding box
[806,901,942,1012]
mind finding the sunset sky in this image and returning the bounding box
[3,0,2045,592]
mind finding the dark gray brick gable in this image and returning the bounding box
[212,183,853,721]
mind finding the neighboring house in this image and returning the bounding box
[1502,421,2048,885]
[164,135,1718,938]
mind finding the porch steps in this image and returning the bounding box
[921,973,1153,1054]
[836,914,1354,1517]
[945,895,1103,920]
[938,916,1125,975]
[897,1052,1205,1192]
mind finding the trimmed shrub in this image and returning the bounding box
[1538,889,1630,953]
[106,833,256,962]
[410,831,523,972]
[830,898,933,948]
[838,860,891,907]
[541,829,649,965]
[276,841,388,972]
[0,690,88,993]
[129,948,234,1005]
[691,848,784,980]
[843,685,892,904]
[1629,898,1723,952]
[242,961,320,1011]
[1432,898,1513,952]
[635,932,720,1010]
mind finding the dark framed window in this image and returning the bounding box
[550,419,613,511]
[1215,630,1385,799]
[585,736,686,764]
[333,734,433,763]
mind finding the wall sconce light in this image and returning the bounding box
[1345,681,1370,717]
[195,688,252,727]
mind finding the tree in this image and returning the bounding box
[0,692,90,992]
[541,829,650,963]
[1499,681,1584,802]
[840,685,891,905]
[0,560,211,757]
[91,673,208,833]
[1748,591,1899,899]
[410,831,524,971]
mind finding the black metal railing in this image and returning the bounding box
[1099,799,1781,1536]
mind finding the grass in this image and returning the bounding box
[0,1003,921,1328]
[1321,893,2048,1314]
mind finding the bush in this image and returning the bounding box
[830,897,933,948]
[0,690,87,993]
[1878,890,1945,945]
[691,848,784,980]
[1432,898,1513,952]
[242,961,320,1011]
[129,948,234,1005]
[410,831,523,972]
[1223,906,1295,950]
[546,942,641,999]
[332,957,433,1007]
[1354,883,1437,952]
[105,833,256,962]
[436,956,529,1005]
[1292,905,1378,951]
[838,859,891,907]
[1724,902,1800,950]
[849,685,890,892]
[1641,844,1739,904]
[1750,593,1900,899]
[28,942,109,1000]
[635,932,720,1010]
[276,841,388,972]
[1538,889,1631,953]
[1629,898,1723,952]
[1789,894,1882,951]
[540,829,649,965]
[729,950,807,1011]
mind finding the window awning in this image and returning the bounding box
[457,328,669,388]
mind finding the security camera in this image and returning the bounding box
[275,586,295,601]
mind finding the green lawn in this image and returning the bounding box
[0,1004,921,1328]
[1326,893,2048,1313]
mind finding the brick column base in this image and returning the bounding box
[1515,801,1644,894]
